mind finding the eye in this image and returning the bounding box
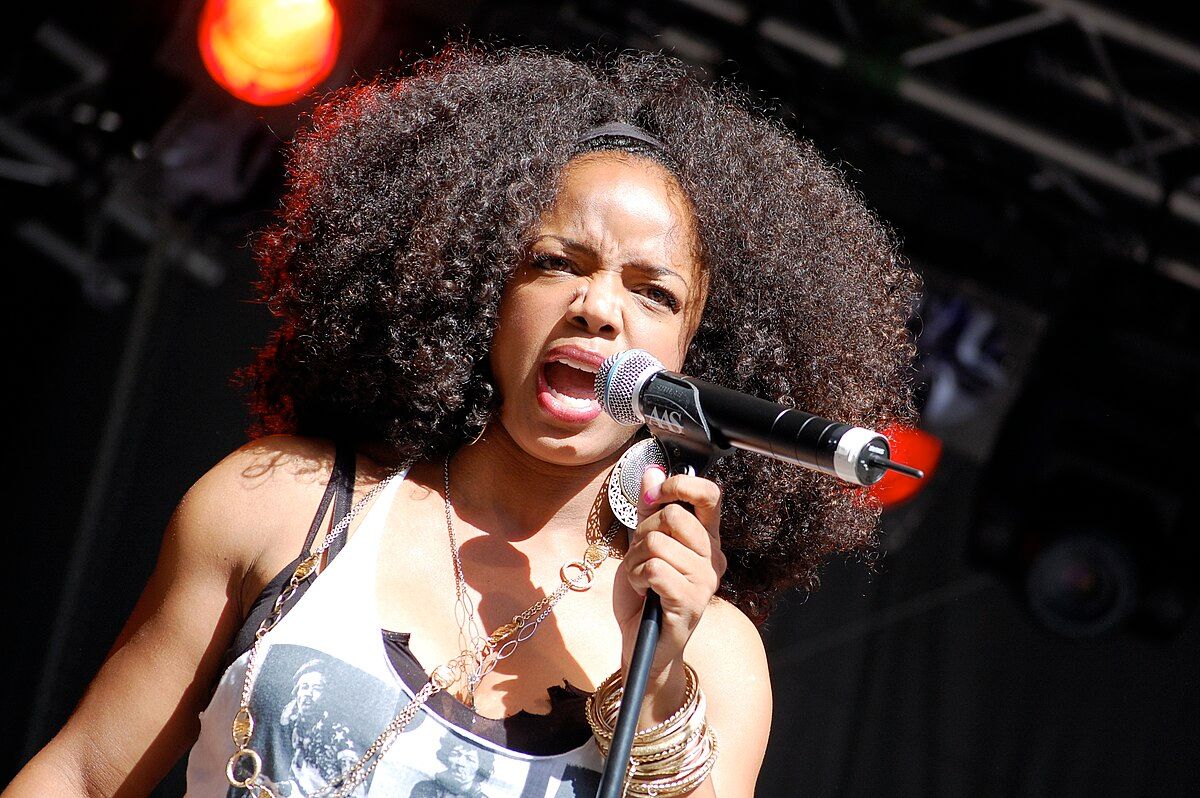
[529,253,575,273]
[640,285,681,311]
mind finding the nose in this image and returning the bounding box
[569,272,623,337]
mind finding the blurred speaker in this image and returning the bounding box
[879,268,1045,552]
[969,317,1198,640]
[911,269,1046,464]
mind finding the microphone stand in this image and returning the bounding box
[596,433,717,798]
[596,587,663,798]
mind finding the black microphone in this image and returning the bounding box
[595,348,923,485]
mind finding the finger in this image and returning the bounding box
[625,554,696,600]
[637,464,668,523]
[651,476,722,546]
[637,503,712,558]
[626,529,705,581]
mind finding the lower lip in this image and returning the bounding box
[536,364,604,424]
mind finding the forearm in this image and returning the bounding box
[5,740,101,798]
[599,657,726,798]
[632,657,688,728]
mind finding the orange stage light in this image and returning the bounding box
[197,0,341,106]
[868,425,941,508]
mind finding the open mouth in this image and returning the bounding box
[536,349,604,423]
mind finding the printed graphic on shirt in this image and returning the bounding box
[227,644,414,798]
[405,729,496,798]
[374,726,601,798]
[226,644,601,798]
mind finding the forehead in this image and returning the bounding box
[539,153,700,268]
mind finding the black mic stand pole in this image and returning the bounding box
[595,433,717,798]
[595,585,663,798]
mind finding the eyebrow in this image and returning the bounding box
[536,235,687,283]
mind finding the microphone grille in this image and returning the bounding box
[595,349,664,426]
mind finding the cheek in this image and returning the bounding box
[667,334,693,372]
[631,313,697,373]
[498,283,545,332]
[490,284,557,386]
[669,290,706,368]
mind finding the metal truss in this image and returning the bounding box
[664,0,1200,231]
[0,22,225,308]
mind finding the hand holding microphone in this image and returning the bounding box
[592,348,923,798]
[612,462,725,716]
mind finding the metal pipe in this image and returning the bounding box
[901,8,1065,68]
[1020,0,1200,74]
[753,16,1200,228]
[23,234,170,757]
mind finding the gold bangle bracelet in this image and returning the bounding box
[630,665,700,741]
[586,665,700,744]
[625,729,718,798]
[586,662,719,798]
[593,690,706,760]
[636,725,710,770]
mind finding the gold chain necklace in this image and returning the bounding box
[443,453,622,706]
[225,462,623,798]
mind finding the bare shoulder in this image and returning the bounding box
[172,434,346,568]
[688,596,770,690]
[4,435,373,795]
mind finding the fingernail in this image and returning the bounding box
[643,465,667,504]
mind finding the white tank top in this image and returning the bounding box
[185,469,604,797]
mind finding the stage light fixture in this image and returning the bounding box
[197,0,341,106]
[1025,531,1139,639]
[967,319,1197,640]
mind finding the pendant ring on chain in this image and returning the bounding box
[561,560,597,591]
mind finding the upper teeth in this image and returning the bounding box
[552,356,599,373]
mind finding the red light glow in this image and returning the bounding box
[868,426,942,508]
[198,0,341,106]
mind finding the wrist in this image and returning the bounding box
[626,657,688,729]
[586,662,719,798]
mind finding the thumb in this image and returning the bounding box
[638,465,668,523]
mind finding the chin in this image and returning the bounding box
[499,412,630,468]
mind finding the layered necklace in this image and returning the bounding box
[442,453,622,708]
[225,457,623,798]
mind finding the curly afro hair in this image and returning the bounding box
[240,42,923,623]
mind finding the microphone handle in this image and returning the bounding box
[596,495,696,798]
[680,376,892,486]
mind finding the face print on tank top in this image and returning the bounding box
[200,469,603,798]
[224,645,602,798]
[227,643,410,798]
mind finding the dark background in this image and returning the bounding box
[4,1,1198,795]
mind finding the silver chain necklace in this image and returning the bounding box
[442,453,622,707]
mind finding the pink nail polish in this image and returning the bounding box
[643,466,666,504]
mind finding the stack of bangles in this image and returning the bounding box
[585,663,718,797]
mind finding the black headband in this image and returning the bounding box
[576,121,667,153]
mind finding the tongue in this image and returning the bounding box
[544,362,596,400]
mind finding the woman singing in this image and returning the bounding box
[8,43,920,798]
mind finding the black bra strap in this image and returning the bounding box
[325,440,357,560]
[217,438,359,676]
[299,439,358,559]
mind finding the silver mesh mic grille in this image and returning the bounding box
[595,349,665,426]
